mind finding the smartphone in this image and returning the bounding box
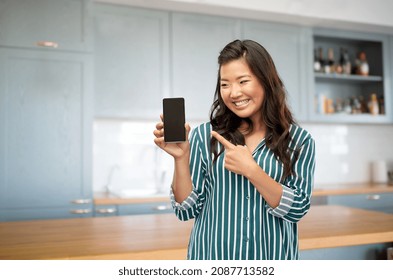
[163,97,186,143]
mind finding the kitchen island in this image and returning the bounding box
[1,205,393,260]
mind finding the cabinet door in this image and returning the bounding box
[242,20,308,121]
[0,0,92,52]
[390,36,393,119]
[118,202,172,216]
[0,48,93,221]
[328,193,393,214]
[94,4,170,119]
[172,13,241,121]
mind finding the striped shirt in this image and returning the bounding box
[170,122,315,260]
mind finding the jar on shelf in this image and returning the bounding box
[355,51,369,76]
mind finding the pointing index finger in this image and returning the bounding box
[211,131,235,149]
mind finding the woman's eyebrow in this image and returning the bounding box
[237,74,251,79]
[220,74,251,81]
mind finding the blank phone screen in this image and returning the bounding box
[163,98,186,142]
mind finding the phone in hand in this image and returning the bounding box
[163,97,186,143]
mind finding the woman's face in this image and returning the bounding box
[219,58,265,124]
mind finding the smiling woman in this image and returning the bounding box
[153,39,316,260]
[219,59,264,126]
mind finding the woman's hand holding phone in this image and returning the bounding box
[153,114,191,160]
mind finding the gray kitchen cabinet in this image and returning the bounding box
[0,48,93,221]
[304,191,393,260]
[118,202,173,216]
[391,35,393,116]
[171,12,241,121]
[300,243,391,260]
[0,0,92,52]
[242,20,309,122]
[94,204,119,217]
[93,4,170,119]
[309,28,392,124]
[327,193,393,214]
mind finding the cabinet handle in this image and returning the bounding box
[95,208,117,214]
[70,209,91,214]
[36,41,59,48]
[152,205,171,211]
[366,194,380,200]
[71,199,92,204]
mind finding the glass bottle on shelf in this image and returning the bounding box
[343,98,352,114]
[341,48,351,75]
[351,96,361,114]
[313,48,321,72]
[326,48,335,74]
[379,96,385,115]
[336,48,344,74]
[368,93,379,115]
[359,95,368,113]
[317,47,327,73]
[335,98,343,113]
[355,51,369,76]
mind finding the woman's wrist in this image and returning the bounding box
[244,161,261,181]
[174,149,190,163]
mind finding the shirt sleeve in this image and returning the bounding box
[170,125,208,221]
[267,136,316,223]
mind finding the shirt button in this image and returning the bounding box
[245,237,249,242]
[245,196,250,200]
[245,217,249,221]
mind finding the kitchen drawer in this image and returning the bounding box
[328,193,393,213]
[118,202,173,216]
[94,205,119,217]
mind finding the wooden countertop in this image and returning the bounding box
[1,205,393,260]
[313,183,393,196]
[94,192,170,205]
[94,183,393,205]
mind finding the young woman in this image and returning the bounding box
[154,39,315,260]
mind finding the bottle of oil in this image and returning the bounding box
[368,93,379,115]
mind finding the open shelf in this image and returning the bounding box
[314,73,383,83]
[310,29,390,123]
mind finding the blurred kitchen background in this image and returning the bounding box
[1,0,393,260]
[0,0,392,219]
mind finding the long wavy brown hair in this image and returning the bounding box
[210,39,297,180]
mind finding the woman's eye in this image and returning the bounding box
[220,83,228,88]
[240,80,249,84]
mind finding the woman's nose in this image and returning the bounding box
[230,85,242,98]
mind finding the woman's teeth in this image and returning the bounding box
[234,99,249,107]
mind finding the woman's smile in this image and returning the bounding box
[233,99,250,107]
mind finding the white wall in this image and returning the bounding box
[93,120,393,194]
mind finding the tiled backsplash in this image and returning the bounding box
[301,123,393,186]
[93,120,393,194]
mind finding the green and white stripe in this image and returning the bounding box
[171,122,315,260]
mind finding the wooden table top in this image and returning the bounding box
[312,183,393,196]
[1,205,393,260]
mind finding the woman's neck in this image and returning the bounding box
[239,118,266,135]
